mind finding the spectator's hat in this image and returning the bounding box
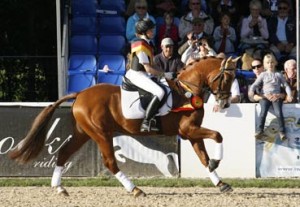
[161,38,174,46]
[192,17,204,25]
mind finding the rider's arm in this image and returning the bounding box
[137,51,164,76]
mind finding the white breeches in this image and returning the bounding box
[125,69,165,101]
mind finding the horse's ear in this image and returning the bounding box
[232,56,241,63]
[220,58,226,69]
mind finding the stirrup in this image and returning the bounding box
[140,118,159,132]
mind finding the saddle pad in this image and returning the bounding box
[121,78,173,119]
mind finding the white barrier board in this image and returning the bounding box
[181,104,256,178]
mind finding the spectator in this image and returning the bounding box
[153,37,184,72]
[126,0,156,43]
[213,12,237,54]
[283,59,298,103]
[249,58,265,102]
[157,11,179,48]
[183,37,217,65]
[260,0,279,19]
[248,53,293,140]
[178,18,210,57]
[268,0,296,61]
[178,0,215,39]
[216,0,239,26]
[238,0,269,54]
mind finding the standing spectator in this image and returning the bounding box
[157,11,179,47]
[178,0,214,39]
[248,53,293,140]
[283,59,298,103]
[268,0,296,61]
[153,37,184,72]
[239,0,269,54]
[213,12,237,54]
[126,0,156,43]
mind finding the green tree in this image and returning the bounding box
[0,0,57,101]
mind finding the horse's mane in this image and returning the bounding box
[180,56,224,72]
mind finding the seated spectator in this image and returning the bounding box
[249,58,265,102]
[216,0,239,27]
[178,0,215,39]
[180,0,209,16]
[178,18,210,57]
[155,0,177,16]
[183,37,217,65]
[157,11,179,48]
[153,37,184,72]
[126,0,156,43]
[283,59,298,103]
[268,0,296,61]
[213,12,237,54]
[260,0,279,19]
[238,0,269,54]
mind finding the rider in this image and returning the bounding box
[125,18,176,132]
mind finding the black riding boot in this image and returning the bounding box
[140,96,160,132]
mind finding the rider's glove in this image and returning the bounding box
[164,72,177,80]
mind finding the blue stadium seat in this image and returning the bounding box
[70,35,98,55]
[98,35,126,55]
[68,55,97,93]
[97,55,126,85]
[72,0,98,17]
[71,16,98,35]
[68,55,97,72]
[98,16,126,36]
[68,73,96,93]
[98,0,126,16]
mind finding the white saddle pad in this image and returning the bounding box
[121,78,173,119]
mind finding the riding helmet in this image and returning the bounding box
[135,19,155,35]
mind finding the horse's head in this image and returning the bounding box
[208,56,240,109]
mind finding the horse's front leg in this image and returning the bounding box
[181,125,232,193]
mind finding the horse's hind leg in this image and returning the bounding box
[51,127,90,196]
[94,134,146,197]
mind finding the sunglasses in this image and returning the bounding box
[251,64,262,69]
[191,2,200,5]
[136,6,147,10]
[278,7,288,10]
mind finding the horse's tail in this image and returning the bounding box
[9,93,78,164]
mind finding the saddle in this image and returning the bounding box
[120,76,173,119]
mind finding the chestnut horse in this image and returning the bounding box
[9,56,240,197]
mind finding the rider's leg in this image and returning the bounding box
[140,96,160,132]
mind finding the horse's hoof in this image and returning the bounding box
[208,159,220,172]
[132,187,146,198]
[219,183,233,193]
[56,186,69,196]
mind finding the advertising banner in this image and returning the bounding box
[0,106,100,176]
[256,104,300,177]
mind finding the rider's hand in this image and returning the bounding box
[164,72,177,80]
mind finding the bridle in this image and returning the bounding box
[176,65,236,100]
[209,66,236,100]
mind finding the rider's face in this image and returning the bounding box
[146,28,155,39]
